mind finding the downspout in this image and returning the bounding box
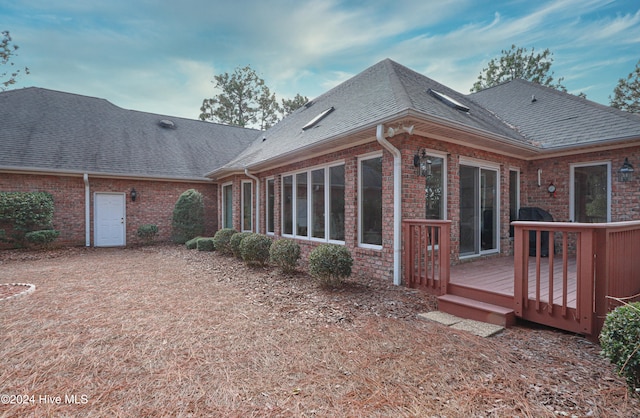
[375,124,402,285]
[244,168,260,233]
[83,173,91,247]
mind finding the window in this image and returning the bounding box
[329,165,345,241]
[222,183,233,229]
[266,178,275,234]
[509,169,520,238]
[571,162,610,222]
[282,175,293,235]
[241,181,252,232]
[296,172,308,236]
[359,154,383,247]
[311,168,325,238]
[281,163,345,243]
[423,154,446,220]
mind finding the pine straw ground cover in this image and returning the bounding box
[0,246,638,417]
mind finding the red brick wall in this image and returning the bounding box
[218,142,397,281]
[0,173,217,246]
[521,147,640,222]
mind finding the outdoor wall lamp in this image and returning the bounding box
[130,188,137,202]
[617,158,634,182]
[413,148,432,177]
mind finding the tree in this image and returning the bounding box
[471,45,566,92]
[199,65,308,129]
[280,93,308,118]
[610,59,640,113]
[255,84,280,130]
[1,30,29,90]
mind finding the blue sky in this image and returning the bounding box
[2,0,639,120]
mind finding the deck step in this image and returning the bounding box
[437,294,516,327]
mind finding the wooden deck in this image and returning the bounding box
[449,256,577,309]
[403,219,640,338]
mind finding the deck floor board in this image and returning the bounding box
[449,255,578,309]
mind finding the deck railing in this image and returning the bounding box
[402,220,451,294]
[513,220,640,337]
[594,221,640,334]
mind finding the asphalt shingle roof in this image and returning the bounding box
[468,79,640,149]
[214,59,534,173]
[4,62,640,181]
[216,59,640,175]
[0,87,259,180]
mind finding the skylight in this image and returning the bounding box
[302,106,334,130]
[428,89,470,113]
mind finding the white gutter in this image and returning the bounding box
[83,173,91,247]
[375,124,402,286]
[244,168,260,233]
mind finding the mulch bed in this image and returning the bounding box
[0,245,638,417]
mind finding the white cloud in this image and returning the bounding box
[4,0,639,115]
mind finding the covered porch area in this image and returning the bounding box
[402,219,640,340]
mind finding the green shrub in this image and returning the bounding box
[240,233,272,266]
[270,239,301,274]
[185,236,202,249]
[24,229,60,247]
[136,224,158,244]
[230,231,252,258]
[212,228,237,256]
[308,244,353,287]
[197,237,215,252]
[171,189,205,244]
[0,192,55,245]
[600,302,640,394]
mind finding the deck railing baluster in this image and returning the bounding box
[548,230,554,315]
[535,230,541,312]
[562,232,568,317]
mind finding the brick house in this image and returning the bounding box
[207,59,640,287]
[2,60,639,285]
[0,87,258,246]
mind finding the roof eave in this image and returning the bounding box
[0,166,213,183]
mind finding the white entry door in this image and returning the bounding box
[94,193,126,246]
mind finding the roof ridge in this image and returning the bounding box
[382,59,415,110]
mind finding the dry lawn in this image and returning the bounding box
[1,245,638,417]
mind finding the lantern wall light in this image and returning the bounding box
[617,158,634,182]
[413,149,432,177]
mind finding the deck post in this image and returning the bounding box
[513,224,525,317]
[439,222,450,295]
[576,229,595,335]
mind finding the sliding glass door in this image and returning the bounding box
[459,163,499,257]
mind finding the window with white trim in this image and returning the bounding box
[570,162,611,222]
[222,183,233,229]
[282,175,293,235]
[281,163,345,242]
[266,178,275,235]
[241,181,253,232]
[359,153,383,247]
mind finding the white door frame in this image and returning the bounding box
[94,192,126,247]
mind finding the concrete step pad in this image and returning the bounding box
[418,311,505,338]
